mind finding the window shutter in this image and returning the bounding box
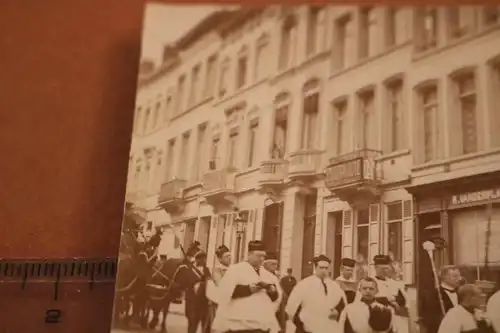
[254,208,262,240]
[402,200,414,284]
[369,204,381,276]
[227,213,234,250]
[342,210,353,258]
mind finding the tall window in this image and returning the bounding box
[386,7,407,48]
[359,90,375,149]
[420,85,438,163]
[255,34,269,81]
[416,7,438,51]
[386,79,404,152]
[152,101,161,129]
[448,7,476,40]
[356,209,370,277]
[205,55,217,98]
[209,137,219,170]
[179,133,190,179]
[248,119,259,167]
[227,131,239,169]
[166,139,175,180]
[194,125,206,181]
[333,99,348,155]
[236,47,248,89]
[483,6,500,26]
[189,65,201,106]
[143,107,151,133]
[145,159,151,193]
[386,202,403,269]
[164,96,172,121]
[306,6,321,56]
[491,61,500,147]
[302,92,319,149]
[134,159,142,187]
[219,59,229,98]
[176,75,186,114]
[273,104,289,158]
[454,72,478,155]
[359,7,377,59]
[279,16,296,70]
[334,14,353,70]
[134,107,142,134]
[154,152,163,191]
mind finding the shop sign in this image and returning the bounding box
[451,188,500,206]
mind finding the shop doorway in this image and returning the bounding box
[326,211,343,278]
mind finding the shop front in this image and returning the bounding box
[408,171,500,328]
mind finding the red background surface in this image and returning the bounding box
[0,0,486,332]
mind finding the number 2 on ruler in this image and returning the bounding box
[45,309,62,323]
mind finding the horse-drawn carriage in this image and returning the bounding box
[113,204,202,332]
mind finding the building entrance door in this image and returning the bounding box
[262,202,283,258]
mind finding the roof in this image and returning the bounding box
[138,7,264,87]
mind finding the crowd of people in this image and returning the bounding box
[169,239,500,333]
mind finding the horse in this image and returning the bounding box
[113,228,156,328]
[146,257,206,332]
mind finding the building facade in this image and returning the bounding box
[126,4,500,323]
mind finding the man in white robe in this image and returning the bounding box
[212,240,282,333]
[486,289,500,333]
[438,284,495,333]
[263,252,285,332]
[339,277,395,333]
[335,258,357,304]
[285,254,347,333]
[356,255,409,333]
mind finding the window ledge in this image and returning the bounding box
[213,78,268,107]
[170,96,214,122]
[412,24,500,62]
[329,41,412,80]
[235,166,260,177]
[271,50,330,84]
[411,147,500,173]
[376,149,411,162]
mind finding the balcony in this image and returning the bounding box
[288,149,324,182]
[201,169,237,210]
[258,159,289,193]
[158,178,187,214]
[325,149,382,206]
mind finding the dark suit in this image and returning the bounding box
[420,286,456,333]
[185,266,211,333]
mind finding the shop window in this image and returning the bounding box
[386,201,403,280]
[453,206,500,287]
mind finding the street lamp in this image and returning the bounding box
[234,212,248,262]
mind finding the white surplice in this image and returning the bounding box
[437,305,492,333]
[338,300,395,333]
[263,267,284,312]
[285,275,347,333]
[487,290,500,333]
[212,261,282,333]
[356,277,408,333]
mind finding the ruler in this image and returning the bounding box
[0,258,117,333]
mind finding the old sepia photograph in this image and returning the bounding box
[111,3,500,333]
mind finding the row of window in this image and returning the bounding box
[133,6,500,138]
[130,54,500,194]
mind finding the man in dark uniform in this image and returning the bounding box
[185,249,211,333]
[280,268,297,297]
[420,265,462,333]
